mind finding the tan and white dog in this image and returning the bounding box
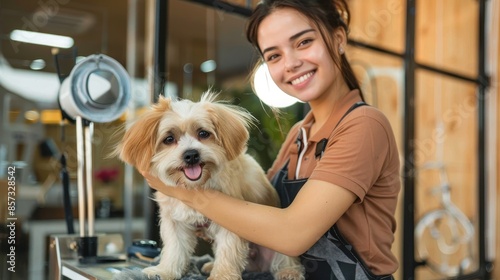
[116,93,304,280]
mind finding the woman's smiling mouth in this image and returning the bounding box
[290,71,315,85]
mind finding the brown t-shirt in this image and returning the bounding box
[267,90,401,275]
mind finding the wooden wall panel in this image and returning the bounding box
[349,0,406,53]
[416,0,478,77]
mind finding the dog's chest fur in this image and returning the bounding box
[155,192,207,225]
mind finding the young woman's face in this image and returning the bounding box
[257,8,344,103]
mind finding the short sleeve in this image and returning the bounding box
[310,107,395,202]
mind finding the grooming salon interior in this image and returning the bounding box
[0,0,499,279]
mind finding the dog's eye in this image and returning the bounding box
[198,130,210,139]
[162,136,175,145]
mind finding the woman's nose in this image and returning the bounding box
[284,53,302,72]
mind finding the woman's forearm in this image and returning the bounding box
[146,173,355,256]
[170,186,312,256]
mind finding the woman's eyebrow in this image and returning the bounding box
[261,28,316,56]
[289,28,315,42]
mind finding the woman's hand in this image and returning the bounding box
[138,170,205,206]
[140,170,165,191]
[139,170,187,199]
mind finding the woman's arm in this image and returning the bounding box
[142,171,357,256]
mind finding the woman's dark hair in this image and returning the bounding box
[246,0,364,100]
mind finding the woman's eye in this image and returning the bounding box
[266,54,279,62]
[198,130,210,139]
[162,135,175,145]
[298,39,312,47]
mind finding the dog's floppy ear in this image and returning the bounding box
[209,103,253,161]
[117,97,171,171]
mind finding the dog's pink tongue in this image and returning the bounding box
[184,164,202,180]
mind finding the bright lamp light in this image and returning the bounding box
[253,63,299,108]
[10,29,74,49]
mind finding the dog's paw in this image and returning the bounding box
[200,261,214,274]
[274,267,305,280]
[142,266,178,280]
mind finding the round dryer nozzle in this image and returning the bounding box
[58,54,131,123]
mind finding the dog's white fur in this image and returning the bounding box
[116,93,304,280]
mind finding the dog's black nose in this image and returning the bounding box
[183,149,200,165]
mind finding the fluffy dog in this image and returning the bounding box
[116,93,304,280]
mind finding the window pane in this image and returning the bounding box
[349,0,406,54]
[416,0,479,78]
[414,69,479,279]
[166,0,256,98]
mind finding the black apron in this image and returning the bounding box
[270,102,394,280]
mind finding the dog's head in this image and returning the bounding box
[116,92,254,187]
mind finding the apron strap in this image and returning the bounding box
[287,138,300,180]
[287,101,367,180]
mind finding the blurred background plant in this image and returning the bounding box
[202,86,304,171]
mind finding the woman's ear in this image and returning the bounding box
[333,27,347,55]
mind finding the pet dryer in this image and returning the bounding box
[58,54,131,263]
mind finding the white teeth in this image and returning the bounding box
[291,72,313,85]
